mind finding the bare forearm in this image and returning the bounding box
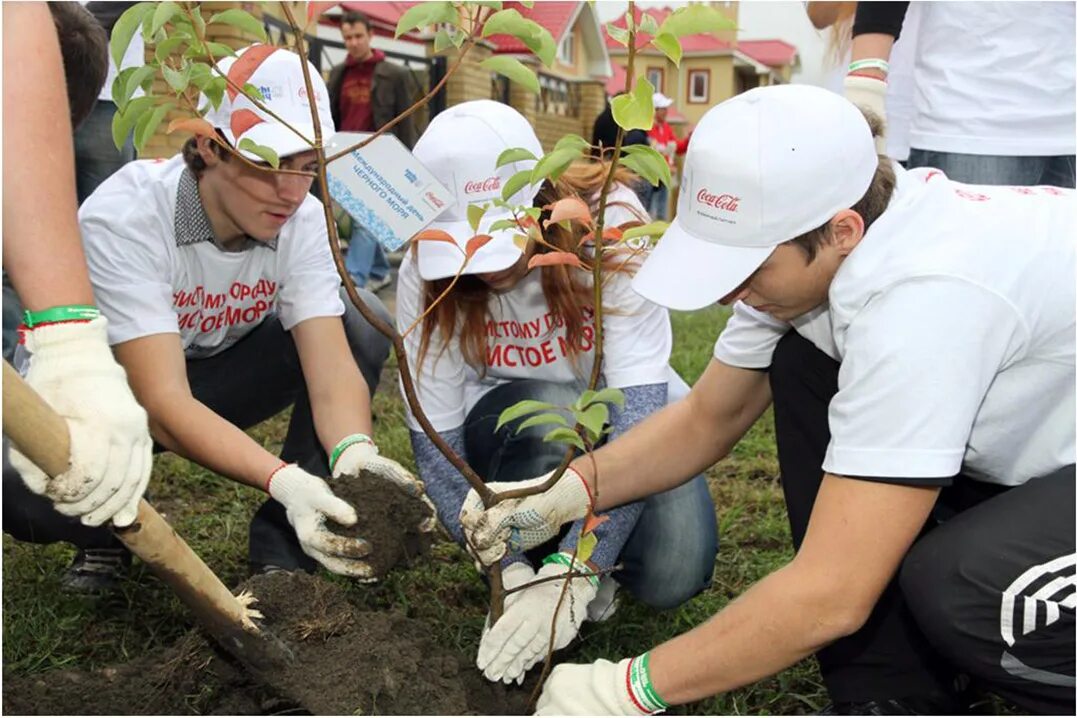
[149,397,282,490]
[649,563,855,704]
[308,368,373,453]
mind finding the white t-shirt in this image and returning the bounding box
[79,156,344,358]
[909,1,1076,156]
[716,164,1076,486]
[399,185,674,432]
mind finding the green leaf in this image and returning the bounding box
[203,41,237,59]
[553,134,589,155]
[530,147,579,184]
[480,55,539,94]
[583,387,626,411]
[188,63,213,90]
[433,28,455,54]
[605,22,629,47]
[515,412,570,433]
[620,144,672,188]
[658,3,737,39]
[620,221,670,243]
[501,169,534,202]
[395,1,459,38]
[154,35,187,65]
[242,83,266,103]
[238,138,280,168]
[487,218,519,232]
[542,427,586,451]
[133,101,173,153]
[110,2,154,67]
[518,0,535,7]
[162,64,191,93]
[611,75,655,131]
[652,32,682,67]
[467,203,487,233]
[482,10,557,67]
[111,96,154,150]
[576,531,598,563]
[495,399,558,432]
[574,389,597,411]
[191,6,206,38]
[640,12,660,36]
[150,1,181,35]
[203,77,228,111]
[574,403,609,441]
[207,8,268,42]
[472,1,504,9]
[496,146,537,168]
[112,65,156,112]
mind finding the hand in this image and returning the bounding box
[478,554,598,683]
[476,561,536,684]
[459,468,592,566]
[331,438,437,533]
[843,75,888,152]
[535,657,667,715]
[266,464,374,579]
[9,316,152,528]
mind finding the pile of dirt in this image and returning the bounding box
[3,471,535,715]
[328,469,434,578]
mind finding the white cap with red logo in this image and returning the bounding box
[632,84,878,311]
[410,100,545,281]
[205,44,335,161]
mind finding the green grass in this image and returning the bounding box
[3,306,829,714]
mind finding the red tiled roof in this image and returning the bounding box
[738,39,798,68]
[605,62,627,95]
[487,1,579,54]
[604,6,732,54]
[336,2,426,40]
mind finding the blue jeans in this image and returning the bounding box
[2,273,22,363]
[74,101,136,205]
[463,378,718,610]
[907,149,1076,188]
[647,183,670,221]
[344,223,391,288]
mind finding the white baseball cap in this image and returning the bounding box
[652,92,674,109]
[632,84,878,311]
[411,100,545,281]
[205,44,335,161]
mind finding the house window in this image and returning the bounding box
[558,33,574,65]
[687,69,710,104]
[646,67,664,93]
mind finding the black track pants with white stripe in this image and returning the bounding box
[770,330,1076,713]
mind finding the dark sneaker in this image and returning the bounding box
[247,562,289,577]
[60,548,132,593]
[366,274,394,295]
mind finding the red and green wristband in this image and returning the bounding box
[21,304,100,329]
[542,551,600,588]
[626,651,670,714]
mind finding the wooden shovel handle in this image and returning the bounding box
[2,361,290,670]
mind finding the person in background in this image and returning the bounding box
[846,1,1075,186]
[327,10,419,294]
[2,2,152,582]
[591,93,653,206]
[399,100,718,686]
[646,93,690,221]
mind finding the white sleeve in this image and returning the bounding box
[276,200,345,330]
[713,301,790,369]
[600,264,673,388]
[600,184,650,228]
[397,253,468,432]
[79,180,178,346]
[823,279,1025,479]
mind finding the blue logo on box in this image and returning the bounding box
[404,169,418,185]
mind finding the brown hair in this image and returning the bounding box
[788,109,896,262]
[417,161,646,372]
[49,2,109,130]
[823,2,858,68]
[340,11,371,31]
[181,134,233,177]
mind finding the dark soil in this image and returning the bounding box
[3,474,534,715]
[327,469,434,579]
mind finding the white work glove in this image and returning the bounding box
[843,74,888,152]
[9,316,152,528]
[477,560,536,684]
[478,553,598,684]
[459,468,592,566]
[535,656,668,716]
[267,463,374,579]
[330,438,437,533]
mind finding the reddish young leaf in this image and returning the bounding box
[306,2,337,21]
[465,234,494,258]
[519,215,540,230]
[580,227,625,244]
[582,511,610,535]
[528,252,583,270]
[166,117,216,137]
[542,197,593,229]
[413,229,459,245]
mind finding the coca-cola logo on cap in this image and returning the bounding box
[464,177,501,194]
[696,189,740,213]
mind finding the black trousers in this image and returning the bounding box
[770,330,1075,714]
[3,288,392,573]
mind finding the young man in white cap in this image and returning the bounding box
[461,84,1075,713]
[47,44,434,583]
